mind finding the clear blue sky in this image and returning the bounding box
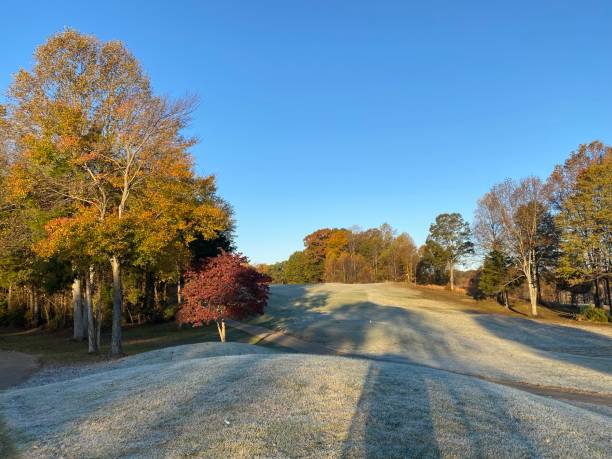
[2,1,611,264]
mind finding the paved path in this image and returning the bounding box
[0,351,39,390]
[227,317,612,410]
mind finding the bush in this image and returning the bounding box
[580,307,610,323]
[0,302,28,327]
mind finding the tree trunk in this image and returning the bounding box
[85,267,98,353]
[154,281,160,315]
[524,253,538,317]
[593,279,601,308]
[605,278,611,309]
[145,271,154,314]
[535,268,542,304]
[177,277,183,306]
[7,284,12,311]
[527,277,538,317]
[449,264,455,291]
[81,283,89,339]
[176,264,184,307]
[503,290,509,309]
[110,256,123,356]
[95,305,102,351]
[72,278,84,341]
[216,319,226,342]
[31,288,40,327]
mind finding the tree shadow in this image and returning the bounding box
[473,315,612,375]
[340,362,441,458]
[265,284,612,379]
[338,353,550,458]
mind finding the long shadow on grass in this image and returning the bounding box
[340,361,441,458]
[339,354,548,458]
[262,285,611,456]
[473,315,612,375]
[265,284,612,378]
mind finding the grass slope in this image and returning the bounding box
[249,283,612,394]
[1,343,610,458]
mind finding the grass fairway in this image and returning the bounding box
[2,342,611,458]
[1,283,611,457]
[250,283,612,394]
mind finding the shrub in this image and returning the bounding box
[0,303,27,327]
[580,307,610,323]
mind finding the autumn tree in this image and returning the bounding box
[474,178,551,316]
[6,30,230,354]
[549,142,611,307]
[257,262,287,284]
[177,253,271,342]
[284,251,309,283]
[425,213,473,290]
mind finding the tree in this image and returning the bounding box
[177,253,271,342]
[474,178,550,316]
[284,251,309,283]
[302,229,334,282]
[381,232,417,281]
[425,213,473,290]
[415,242,449,285]
[257,262,287,284]
[6,30,230,354]
[549,142,611,307]
[478,250,521,308]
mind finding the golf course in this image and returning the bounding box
[1,10,612,458]
[2,283,610,458]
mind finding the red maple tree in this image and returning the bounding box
[177,252,271,341]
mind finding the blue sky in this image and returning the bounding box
[2,1,611,263]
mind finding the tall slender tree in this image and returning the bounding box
[474,178,550,316]
[425,213,473,291]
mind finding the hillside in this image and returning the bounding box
[2,342,611,458]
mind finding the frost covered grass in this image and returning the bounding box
[1,343,610,458]
[250,283,612,393]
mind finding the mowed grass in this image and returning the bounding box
[2,343,610,458]
[248,283,612,394]
[0,322,255,364]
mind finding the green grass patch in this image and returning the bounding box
[580,307,610,323]
[0,322,253,364]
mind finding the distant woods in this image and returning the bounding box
[258,225,420,285]
[260,141,611,319]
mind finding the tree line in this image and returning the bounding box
[0,30,235,354]
[259,141,611,319]
[472,141,610,317]
[258,224,420,284]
